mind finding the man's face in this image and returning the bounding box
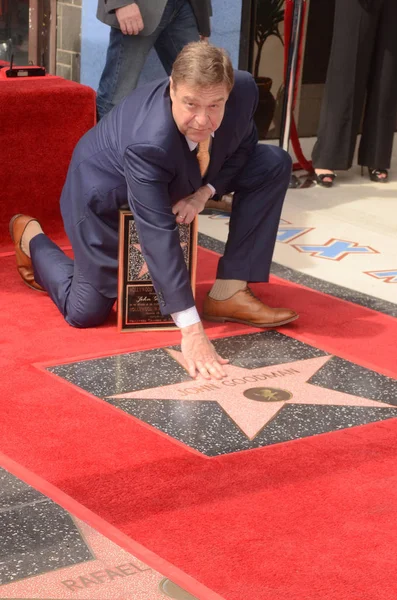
[170,79,229,142]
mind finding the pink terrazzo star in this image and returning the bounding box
[108,352,396,440]
[0,518,164,599]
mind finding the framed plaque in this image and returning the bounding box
[117,209,198,332]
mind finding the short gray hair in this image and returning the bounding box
[171,42,234,93]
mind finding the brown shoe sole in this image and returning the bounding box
[9,213,46,293]
[9,213,25,241]
[203,313,299,328]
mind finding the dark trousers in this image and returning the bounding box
[217,145,292,282]
[31,235,116,328]
[312,0,397,170]
[30,145,291,328]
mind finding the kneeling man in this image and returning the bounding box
[10,42,298,380]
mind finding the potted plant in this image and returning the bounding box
[252,0,285,139]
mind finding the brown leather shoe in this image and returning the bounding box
[9,214,45,292]
[203,287,299,328]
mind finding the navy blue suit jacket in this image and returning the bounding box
[60,70,259,314]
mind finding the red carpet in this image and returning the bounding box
[0,76,96,234]
[1,237,397,599]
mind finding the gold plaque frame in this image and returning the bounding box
[117,210,198,332]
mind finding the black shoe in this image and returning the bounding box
[314,170,336,188]
[365,167,389,183]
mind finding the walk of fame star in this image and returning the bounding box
[47,331,397,456]
[108,350,397,441]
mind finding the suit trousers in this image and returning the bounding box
[30,235,116,328]
[96,0,199,119]
[311,0,397,170]
[216,144,292,282]
[29,145,291,329]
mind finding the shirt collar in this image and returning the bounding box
[185,131,215,151]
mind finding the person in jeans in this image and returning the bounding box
[96,0,212,119]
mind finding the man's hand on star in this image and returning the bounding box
[180,322,229,380]
[172,186,212,225]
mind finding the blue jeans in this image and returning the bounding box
[96,0,199,119]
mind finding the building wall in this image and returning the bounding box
[56,0,82,82]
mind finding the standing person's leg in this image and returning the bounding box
[154,0,200,74]
[312,0,379,174]
[358,0,397,174]
[96,27,158,119]
[10,216,115,328]
[203,145,298,328]
[96,0,194,118]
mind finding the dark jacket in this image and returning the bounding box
[60,71,259,314]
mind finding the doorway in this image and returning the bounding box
[0,0,56,72]
[238,0,335,138]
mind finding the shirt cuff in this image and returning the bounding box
[206,183,216,197]
[171,306,201,328]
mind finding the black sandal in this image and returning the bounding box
[367,167,389,183]
[314,171,336,188]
